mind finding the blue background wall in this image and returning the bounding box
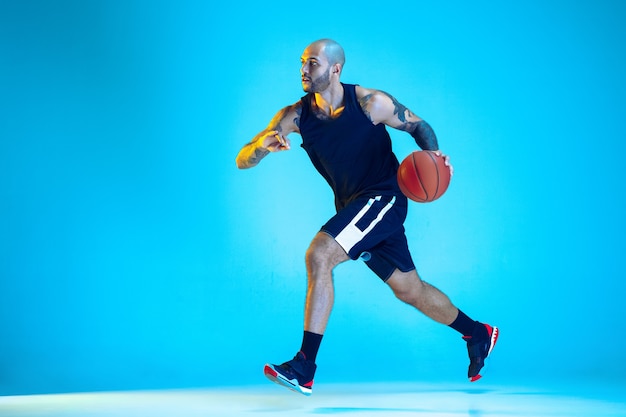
[1,0,624,395]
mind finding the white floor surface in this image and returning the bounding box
[1,381,625,417]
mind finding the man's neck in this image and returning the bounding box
[314,82,345,117]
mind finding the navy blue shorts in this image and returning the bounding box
[321,194,416,281]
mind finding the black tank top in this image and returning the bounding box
[300,83,403,210]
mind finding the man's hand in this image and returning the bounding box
[235,130,291,169]
[236,103,300,169]
[262,130,291,152]
[433,150,454,177]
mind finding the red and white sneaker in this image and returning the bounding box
[463,323,499,382]
[263,351,316,396]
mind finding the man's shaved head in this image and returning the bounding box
[309,39,345,67]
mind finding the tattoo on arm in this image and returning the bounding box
[272,108,289,131]
[294,104,302,128]
[377,91,438,150]
[359,90,418,128]
[380,90,416,125]
[248,147,270,166]
[359,93,375,122]
[237,103,301,169]
[236,136,269,169]
[274,103,302,130]
[410,120,439,151]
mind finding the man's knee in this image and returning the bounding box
[388,269,424,305]
[304,244,322,271]
[305,233,348,273]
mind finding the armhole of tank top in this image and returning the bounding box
[347,84,374,124]
[300,95,311,122]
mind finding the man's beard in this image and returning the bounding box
[304,68,331,93]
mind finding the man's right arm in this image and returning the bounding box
[235,103,301,169]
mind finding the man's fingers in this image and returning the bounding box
[265,130,291,151]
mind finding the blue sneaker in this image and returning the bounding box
[463,323,499,382]
[264,351,316,396]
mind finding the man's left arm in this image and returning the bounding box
[357,88,438,151]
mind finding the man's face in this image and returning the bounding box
[300,45,331,93]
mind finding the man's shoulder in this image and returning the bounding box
[282,99,304,114]
[354,85,386,101]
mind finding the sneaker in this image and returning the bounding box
[463,323,499,382]
[263,351,316,396]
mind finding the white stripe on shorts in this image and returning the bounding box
[335,195,396,254]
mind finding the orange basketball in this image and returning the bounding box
[397,151,451,203]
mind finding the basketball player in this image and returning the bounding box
[236,39,498,395]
